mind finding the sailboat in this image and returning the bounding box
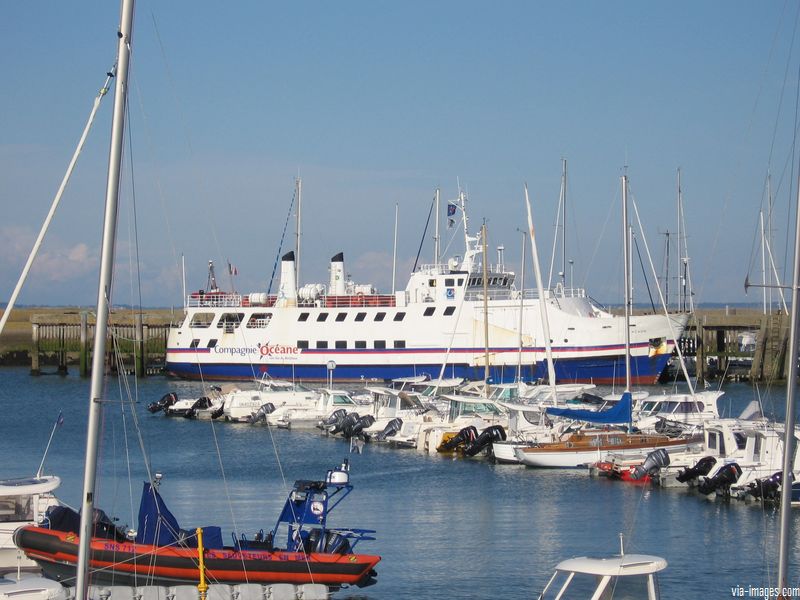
[13,1,379,594]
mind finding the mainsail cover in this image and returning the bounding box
[545,392,633,424]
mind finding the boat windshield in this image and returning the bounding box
[0,495,34,522]
[448,400,503,421]
[331,394,356,406]
[540,571,659,600]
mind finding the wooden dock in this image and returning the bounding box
[28,310,173,377]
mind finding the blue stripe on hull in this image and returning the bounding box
[165,353,671,385]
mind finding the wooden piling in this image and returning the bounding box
[134,313,144,378]
[30,323,40,376]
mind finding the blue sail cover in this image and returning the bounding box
[135,482,223,549]
[545,392,633,424]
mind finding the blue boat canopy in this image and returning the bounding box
[545,392,632,424]
[136,482,223,549]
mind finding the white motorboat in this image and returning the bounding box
[269,388,366,429]
[538,551,667,600]
[0,476,62,574]
[358,387,443,444]
[222,376,318,422]
[0,573,68,600]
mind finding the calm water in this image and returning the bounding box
[1,366,799,599]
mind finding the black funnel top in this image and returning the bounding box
[282,251,295,261]
[331,252,344,263]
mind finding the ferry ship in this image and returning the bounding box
[165,214,687,384]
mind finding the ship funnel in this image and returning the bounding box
[330,252,346,295]
[277,251,297,307]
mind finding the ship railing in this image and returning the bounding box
[186,292,243,308]
[463,287,588,302]
[322,294,397,308]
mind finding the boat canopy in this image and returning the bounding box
[136,482,223,549]
[546,392,632,424]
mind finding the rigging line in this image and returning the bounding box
[632,233,656,313]
[268,185,297,294]
[148,10,226,295]
[412,195,436,273]
[781,60,800,293]
[580,177,618,290]
[0,70,113,338]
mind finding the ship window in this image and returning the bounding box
[374,340,386,349]
[189,339,200,349]
[445,278,455,286]
[207,339,218,348]
[317,313,329,322]
[734,432,747,450]
[355,341,367,349]
[708,432,718,451]
[217,313,244,331]
[458,278,464,286]
[394,340,406,348]
[394,312,406,322]
[316,341,328,349]
[297,340,309,349]
[0,495,33,521]
[336,312,347,322]
[246,313,273,328]
[190,313,215,328]
[375,312,386,322]
[298,312,310,322]
[355,312,367,322]
[335,340,347,349]
[429,279,437,287]
[444,306,455,316]
[423,307,435,316]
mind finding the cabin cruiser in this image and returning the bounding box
[222,375,318,422]
[263,388,365,429]
[0,475,63,574]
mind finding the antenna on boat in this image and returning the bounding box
[619,532,625,556]
[36,411,64,479]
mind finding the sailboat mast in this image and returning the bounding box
[434,188,440,266]
[622,175,632,391]
[525,186,558,394]
[75,0,135,597]
[295,177,302,285]
[517,231,526,384]
[481,223,490,391]
[777,168,800,592]
[561,158,567,290]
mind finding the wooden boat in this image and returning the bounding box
[514,429,700,468]
[14,461,379,589]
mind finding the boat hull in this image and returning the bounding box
[14,527,379,588]
[166,351,673,385]
[515,438,698,469]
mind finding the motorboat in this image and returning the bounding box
[222,375,318,422]
[538,548,667,599]
[266,388,366,429]
[14,461,379,589]
[0,476,63,574]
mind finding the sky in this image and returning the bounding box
[1,1,799,309]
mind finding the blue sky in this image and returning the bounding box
[1,1,798,308]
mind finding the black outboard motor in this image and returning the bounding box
[698,463,743,496]
[631,448,671,480]
[148,392,177,413]
[438,426,479,452]
[676,456,717,483]
[746,471,784,502]
[345,415,376,439]
[463,425,507,457]
[333,412,360,437]
[248,402,276,424]
[210,404,225,420]
[374,418,403,441]
[322,409,348,431]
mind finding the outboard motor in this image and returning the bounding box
[210,404,225,420]
[333,412,360,437]
[248,402,276,424]
[148,392,177,413]
[322,409,348,431]
[463,425,507,457]
[631,448,671,480]
[746,471,784,502]
[437,426,478,452]
[347,415,376,439]
[676,456,717,483]
[698,463,743,496]
[374,418,403,441]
